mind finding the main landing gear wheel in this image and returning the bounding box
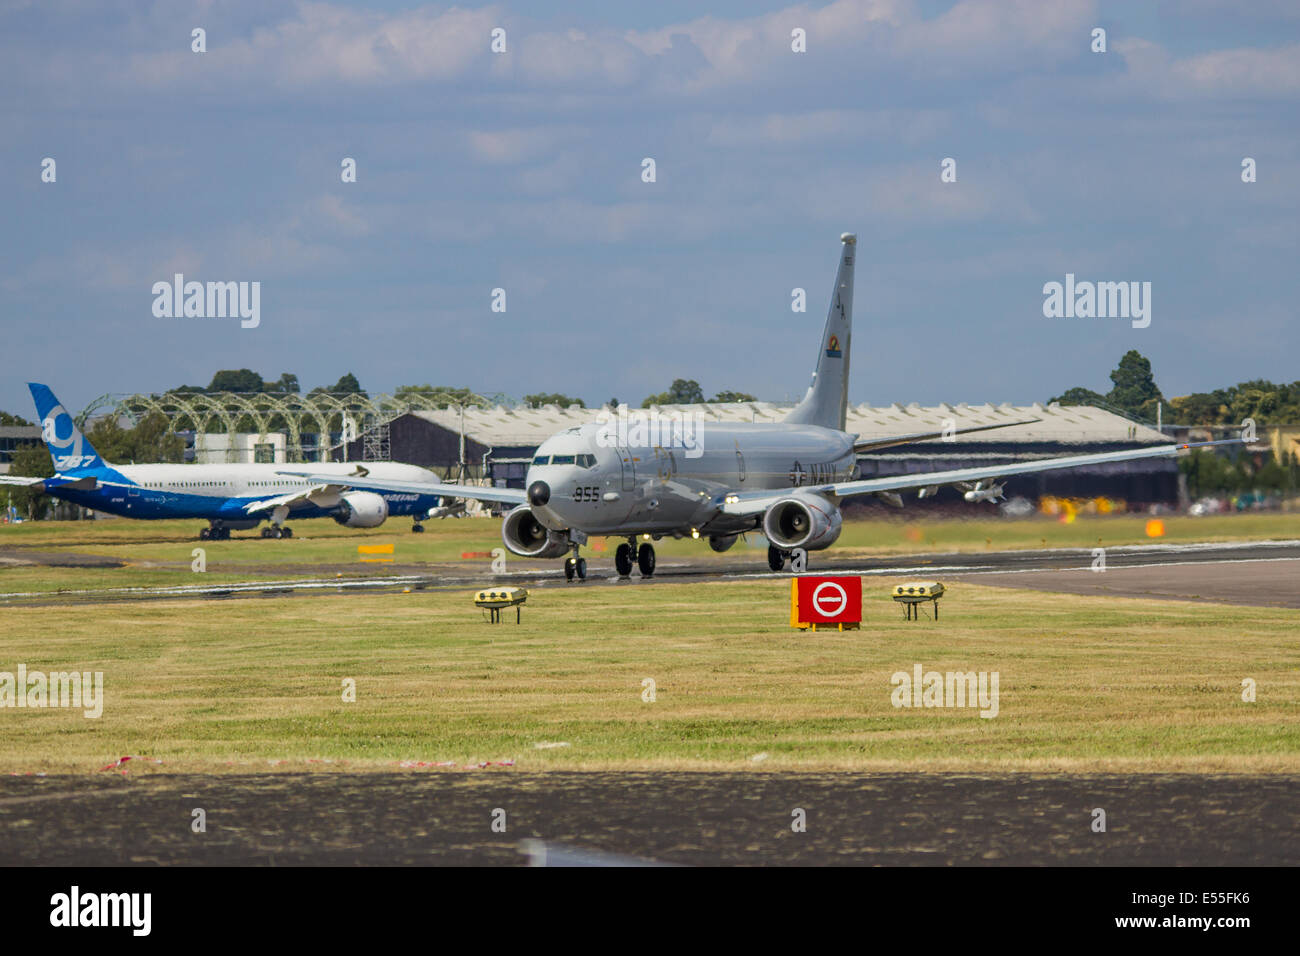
[637,543,656,577]
[199,528,210,541]
[614,543,634,578]
[261,527,272,539]
[564,556,588,581]
[768,545,785,572]
[281,527,293,539]
[412,524,425,533]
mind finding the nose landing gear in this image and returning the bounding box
[564,555,588,581]
[563,541,588,581]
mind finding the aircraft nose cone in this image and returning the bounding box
[528,480,551,507]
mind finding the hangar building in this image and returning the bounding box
[0,425,42,475]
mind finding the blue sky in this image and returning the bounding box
[2,0,1297,417]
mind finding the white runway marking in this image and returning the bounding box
[948,555,1300,576]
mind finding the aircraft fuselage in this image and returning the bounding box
[525,421,856,538]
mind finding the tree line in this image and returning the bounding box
[1050,349,1300,427]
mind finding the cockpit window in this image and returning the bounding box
[551,454,576,465]
[577,454,596,468]
[532,455,550,466]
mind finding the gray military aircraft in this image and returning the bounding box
[281,233,1236,580]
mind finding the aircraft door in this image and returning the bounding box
[618,447,635,491]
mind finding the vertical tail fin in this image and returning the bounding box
[784,233,856,431]
[28,383,106,473]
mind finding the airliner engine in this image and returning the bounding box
[762,493,843,551]
[502,506,572,558]
[332,491,389,528]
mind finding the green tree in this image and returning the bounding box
[320,372,364,396]
[1047,386,1107,407]
[1169,380,1300,426]
[0,411,32,426]
[1106,350,1163,419]
[641,378,705,407]
[5,442,53,520]
[208,369,265,393]
[711,390,757,403]
[1168,390,1230,425]
[394,384,480,407]
[523,392,586,409]
[85,412,184,464]
[128,412,186,463]
[268,372,300,394]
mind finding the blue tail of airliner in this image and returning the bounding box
[28,383,107,473]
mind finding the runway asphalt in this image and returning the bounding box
[3,540,1298,608]
[1,771,1296,866]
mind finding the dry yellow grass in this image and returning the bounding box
[0,576,1295,774]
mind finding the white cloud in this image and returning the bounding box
[1115,37,1300,98]
[705,109,950,148]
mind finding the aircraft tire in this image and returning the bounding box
[614,544,633,577]
[637,543,655,577]
[767,545,785,572]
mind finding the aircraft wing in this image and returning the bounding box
[852,418,1040,454]
[719,439,1240,516]
[242,483,350,515]
[275,471,528,506]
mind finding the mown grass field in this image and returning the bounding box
[2,510,1298,594]
[0,575,1295,775]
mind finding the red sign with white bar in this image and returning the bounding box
[793,576,862,624]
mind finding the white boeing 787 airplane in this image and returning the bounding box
[0,384,445,539]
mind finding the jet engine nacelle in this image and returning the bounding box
[501,506,571,558]
[332,491,389,528]
[762,493,843,551]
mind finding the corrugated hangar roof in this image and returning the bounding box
[410,402,1165,447]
